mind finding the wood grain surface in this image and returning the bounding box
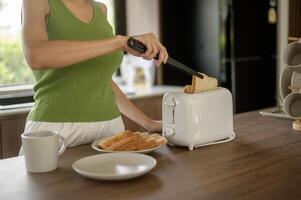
[1,111,301,200]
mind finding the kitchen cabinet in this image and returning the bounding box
[288,0,301,42]
[0,114,27,159]
[0,95,163,159]
[289,0,301,38]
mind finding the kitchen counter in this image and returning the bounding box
[0,85,183,117]
[1,111,301,199]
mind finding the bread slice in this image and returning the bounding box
[98,131,167,151]
[98,130,138,150]
[150,133,168,146]
[135,133,167,150]
[115,132,149,151]
[184,85,194,94]
[108,134,139,151]
[184,73,218,94]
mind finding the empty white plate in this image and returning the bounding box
[72,153,157,181]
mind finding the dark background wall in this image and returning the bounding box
[160,0,277,113]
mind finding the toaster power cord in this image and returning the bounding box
[194,132,236,148]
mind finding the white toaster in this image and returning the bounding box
[162,87,235,150]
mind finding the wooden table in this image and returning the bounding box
[1,111,301,200]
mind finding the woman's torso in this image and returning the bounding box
[28,0,123,122]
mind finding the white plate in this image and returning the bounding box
[72,153,156,180]
[91,138,162,153]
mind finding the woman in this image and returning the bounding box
[20,0,168,148]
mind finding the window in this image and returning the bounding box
[0,0,116,89]
[0,0,33,87]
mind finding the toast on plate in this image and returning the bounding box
[98,130,167,151]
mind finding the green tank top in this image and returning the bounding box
[28,0,123,122]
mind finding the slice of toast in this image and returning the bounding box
[98,131,167,151]
[115,132,149,151]
[108,133,139,150]
[135,133,167,150]
[184,73,218,94]
[98,130,138,150]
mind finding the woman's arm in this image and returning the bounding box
[22,0,125,69]
[22,0,168,69]
[98,3,162,132]
[111,81,162,132]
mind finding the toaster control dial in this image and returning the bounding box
[164,124,175,137]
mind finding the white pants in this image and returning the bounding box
[19,116,125,156]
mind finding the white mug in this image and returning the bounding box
[21,131,66,173]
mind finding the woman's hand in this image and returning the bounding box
[111,81,163,133]
[120,33,169,67]
[146,119,162,132]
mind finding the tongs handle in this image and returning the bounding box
[127,37,204,79]
[127,37,159,60]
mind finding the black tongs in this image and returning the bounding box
[127,37,204,79]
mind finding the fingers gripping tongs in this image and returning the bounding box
[127,37,204,79]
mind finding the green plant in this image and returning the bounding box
[0,39,34,86]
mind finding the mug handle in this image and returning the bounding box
[58,136,66,156]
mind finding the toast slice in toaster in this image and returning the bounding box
[184,73,218,94]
